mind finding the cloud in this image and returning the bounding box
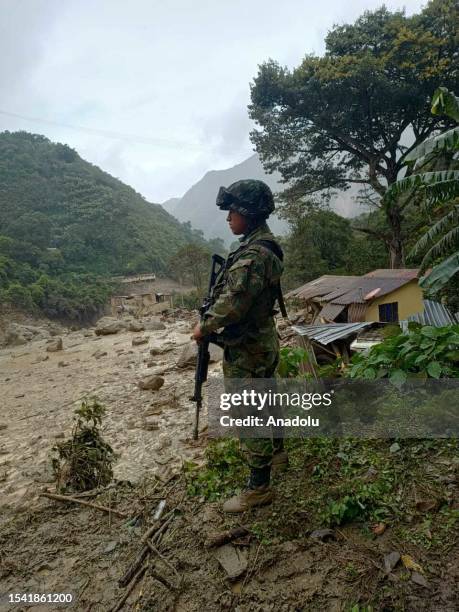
[0,0,427,204]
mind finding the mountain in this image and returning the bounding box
[0,131,213,318]
[0,131,209,275]
[162,153,366,242]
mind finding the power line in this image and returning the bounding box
[0,109,201,149]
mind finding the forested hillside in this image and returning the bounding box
[0,132,213,318]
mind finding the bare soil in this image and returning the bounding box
[0,311,457,611]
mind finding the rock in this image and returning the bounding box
[138,375,165,391]
[411,572,429,588]
[129,321,145,332]
[147,366,167,376]
[58,361,69,367]
[389,442,401,454]
[384,551,400,573]
[144,358,156,367]
[132,335,149,346]
[177,341,223,368]
[4,323,51,346]
[310,529,335,541]
[93,349,108,359]
[214,544,248,580]
[0,424,8,431]
[83,331,93,337]
[46,338,63,352]
[144,319,166,331]
[95,318,126,336]
[103,541,118,554]
[143,416,160,431]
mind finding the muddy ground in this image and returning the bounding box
[0,310,457,611]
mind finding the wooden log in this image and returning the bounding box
[205,526,250,548]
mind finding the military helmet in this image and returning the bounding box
[216,179,275,218]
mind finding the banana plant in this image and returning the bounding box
[385,88,459,291]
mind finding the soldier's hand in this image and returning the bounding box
[191,323,204,343]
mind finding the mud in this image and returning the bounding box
[0,310,211,520]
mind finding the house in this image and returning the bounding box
[287,269,424,324]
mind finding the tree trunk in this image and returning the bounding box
[386,204,405,269]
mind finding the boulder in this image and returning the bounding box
[144,319,166,331]
[132,335,150,346]
[138,375,165,391]
[177,341,223,368]
[4,323,51,346]
[46,337,63,352]
[94,317,128,336]
[129,321,145,332]
[95,320,125,336]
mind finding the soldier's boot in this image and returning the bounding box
[222,466,273,513]
[272,449,289,473]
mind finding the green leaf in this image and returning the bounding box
[426,361,442,379]
[421,326,438,338]
[431,87,459,122]
[405,127,459,162]
[386,170,459,202]
[389,369,407,386]
[362,367,377,380]
[419,253,459,292]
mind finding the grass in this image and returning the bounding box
[185,436,458,548]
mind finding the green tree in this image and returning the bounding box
[386,87,459,292]
[249,0,459,268]
[168,244,211,293]
[283,208,387,287]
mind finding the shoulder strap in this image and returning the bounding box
[252,239,284,261]
[251,239,288,319]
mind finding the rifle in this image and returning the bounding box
[191,253,226,440]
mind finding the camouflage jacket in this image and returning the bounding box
[200,222,284,352]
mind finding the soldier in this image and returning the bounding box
[192,179,288,513]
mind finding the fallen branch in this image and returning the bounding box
[118,547,150,589]
[205,526,250,548]
[150,568,176,591]
[110,564,147,612]
[147,541,180,577]
[119,510,177,588]
[40,492,128,518]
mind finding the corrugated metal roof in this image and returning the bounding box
[317,302,346,321]
[292,322,374,345]
[330,277,418,304]
[406,300,458,326]
[288,270,420,305]
[286,275,359,301]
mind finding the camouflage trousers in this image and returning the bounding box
[223,345,283,470]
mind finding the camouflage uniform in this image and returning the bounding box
[200,221,284,469]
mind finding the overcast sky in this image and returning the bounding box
[0,0,425,203]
